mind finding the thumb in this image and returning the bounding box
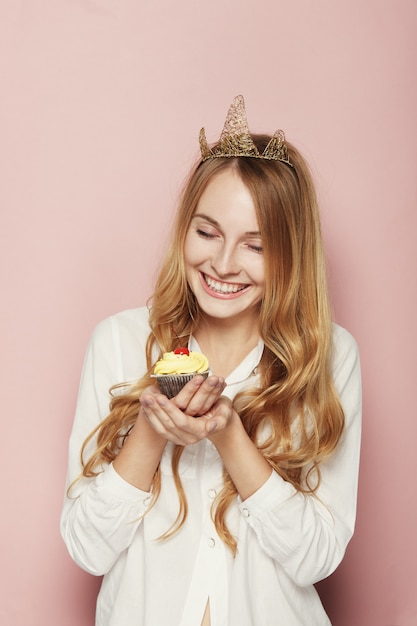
[206,419,218,433]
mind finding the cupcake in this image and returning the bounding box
[152,347,209,398]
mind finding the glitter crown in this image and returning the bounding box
[199,95,292,167]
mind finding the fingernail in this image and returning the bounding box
[207,421,217,432]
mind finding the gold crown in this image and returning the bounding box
[199,95,292,167]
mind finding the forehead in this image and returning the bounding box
[195,169,259,230]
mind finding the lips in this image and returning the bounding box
[202,273,248,295]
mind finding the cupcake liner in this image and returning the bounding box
[153,371,209,399]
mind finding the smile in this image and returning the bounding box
[202,273,248,295]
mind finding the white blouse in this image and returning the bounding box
[60,307,362,626]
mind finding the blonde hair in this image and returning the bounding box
[80,136,344,554]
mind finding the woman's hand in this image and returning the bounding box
[139,375,230,446]
[173,374,226,417]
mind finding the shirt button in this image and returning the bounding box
[242,508,250,517]
[143,496,151,507]
[207,537,216,548]
[208,489,217,499]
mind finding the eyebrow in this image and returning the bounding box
[192,213,261,237]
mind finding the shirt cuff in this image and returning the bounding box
[238,470,296,516]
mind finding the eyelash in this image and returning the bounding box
[195,228,263,254]
[196,228,216,239]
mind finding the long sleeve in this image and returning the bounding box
[60,309,152,575]
[236,324,362,586]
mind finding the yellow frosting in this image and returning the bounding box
[154,350,209,375]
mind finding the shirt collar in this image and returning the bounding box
[188,336,264,391]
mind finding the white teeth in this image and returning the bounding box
[204,275,246,294]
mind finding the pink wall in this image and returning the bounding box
[1,2,416,624]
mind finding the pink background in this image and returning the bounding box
[1,1,416,624]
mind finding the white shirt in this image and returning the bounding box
[60,307,362,626]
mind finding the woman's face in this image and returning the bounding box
[184,168,265,326]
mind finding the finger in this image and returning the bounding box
[172,375,206,410]
[140,385,167,406]
[140,396,176,436]
[203,397,233,434]
[143,394,207,445]
[141,404,188,445]
[205,419,218,434]
[185,377,226,417]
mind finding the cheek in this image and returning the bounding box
[183,234,197,267]
[248,258,265,287]
[184,233,209,268]
[183,237,204,279]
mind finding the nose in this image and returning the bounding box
[211,242,240,277]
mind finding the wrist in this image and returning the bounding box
[134,410,166,444]
[113,410,166,491]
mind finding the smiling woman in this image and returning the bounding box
[61,96,361,626]
[184,168,265,336]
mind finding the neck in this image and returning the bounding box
[194,315,261,378]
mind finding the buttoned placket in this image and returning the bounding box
[179,439,227,626]
[178,336,264,625]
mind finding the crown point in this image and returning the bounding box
[263,129,291,164]
[199,127,213,160]
[220,95,252,141]
[198,95,292,166]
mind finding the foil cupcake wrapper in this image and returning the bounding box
[152,371,209,399]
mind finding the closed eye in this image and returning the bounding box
[196,228,217,239]
[248,244,263,253]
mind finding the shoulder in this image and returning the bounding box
[87,307,152,379]
[91,306,151,346]
[330,323,362,412]
[331,323,360,374]
[331,323,359,358]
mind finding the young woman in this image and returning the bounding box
[61,96,361,626]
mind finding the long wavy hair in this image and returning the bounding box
[79,135,345,554]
